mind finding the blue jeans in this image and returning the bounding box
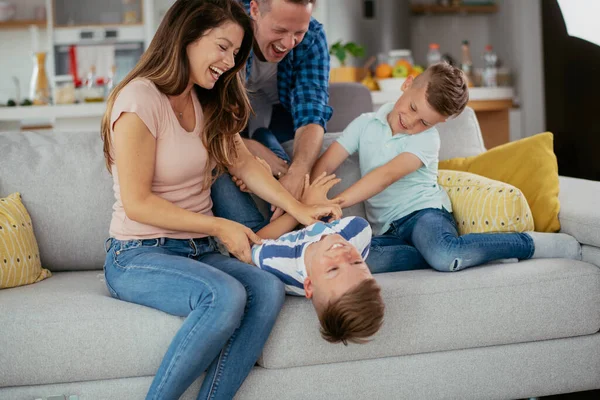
[366,208,535,273]
[251,127,291,164]
[103,236,285,400]
[242,103,296,145]
[211,173,270,233]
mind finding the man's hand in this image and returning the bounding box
[271,169,305,220]
[244,138,289,178]
[301,172,343,206]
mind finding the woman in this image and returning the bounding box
[100,1,340,399]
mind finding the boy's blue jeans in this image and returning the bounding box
[103,236,285,400]
[366,207,535,273]
[213,129,535,274]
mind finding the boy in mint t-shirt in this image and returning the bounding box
[313,62,581,274]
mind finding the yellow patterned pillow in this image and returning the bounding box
[1,192,51,289]
[439,132,559,232]
[438,170,534,235]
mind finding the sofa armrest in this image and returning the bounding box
[558,176,600,247]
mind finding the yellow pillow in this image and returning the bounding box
[438,170,534,235]
[1,192,51,289]
[439,132,560,232]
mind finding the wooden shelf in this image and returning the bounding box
[411,4,498,15]
[0,20,46,29]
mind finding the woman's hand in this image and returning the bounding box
[232,156,272,194]
[301,172,342,206]
[214,218,262,264]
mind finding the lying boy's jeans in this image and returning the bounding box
[103,237,284,400]
[252,127,292,164]
[366,207,535,273]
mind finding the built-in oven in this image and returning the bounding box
[53,25,144,85]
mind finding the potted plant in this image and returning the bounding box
[329,40,366,82]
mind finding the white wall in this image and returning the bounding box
[322,0,411,67]
[407,0,546,139]
[410,15,491,67]
[491,0,545,138]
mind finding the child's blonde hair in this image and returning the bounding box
[416,62,470,117]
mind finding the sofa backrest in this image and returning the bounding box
[0,97,485,272]
[327,83,374,133]
[0,131,114,272]
[281,106,486,220]
[437,107,486,160]
[327,82,486,161]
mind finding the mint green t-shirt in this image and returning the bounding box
[337,102,451,235]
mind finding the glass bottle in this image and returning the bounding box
[30,52,50,105]
[427,43,442,67]
[460,40,474,88]
[482,45,498,87]
[83,66,105,103]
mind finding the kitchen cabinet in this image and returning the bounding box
[53,0,143,27]
[0,0,170,130]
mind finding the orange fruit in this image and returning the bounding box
[409,66,424,78]
[395,60,413,75]
[375,63,393,79]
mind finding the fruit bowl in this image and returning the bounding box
[377,77,406,92]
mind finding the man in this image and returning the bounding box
[239,0,332,218]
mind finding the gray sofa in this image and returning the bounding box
[1,84,600,400]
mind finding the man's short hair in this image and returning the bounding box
[417,62,469,117]
[318,278,385,345]
[256,0,316,12]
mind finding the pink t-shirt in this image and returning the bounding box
[109,78,215,240]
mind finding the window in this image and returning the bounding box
[557,0,600,46]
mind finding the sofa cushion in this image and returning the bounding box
[440,132,561,233]
[0,192,51,288]
[0,271,182,387]
[437,107,486,161]
[0,131,114,271]
[259,259,600,369]
[437,170,534,235]
[3,260,599,386]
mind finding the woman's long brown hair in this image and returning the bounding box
[100,0,253,187]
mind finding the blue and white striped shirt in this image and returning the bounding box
[251,217,372,296]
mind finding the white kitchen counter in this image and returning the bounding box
[0,103,107,131]
[0,87,515,132]
[371,87,514,108]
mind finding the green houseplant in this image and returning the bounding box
[329,40,366,82]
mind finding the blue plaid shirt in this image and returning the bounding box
[242,0,333,133]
